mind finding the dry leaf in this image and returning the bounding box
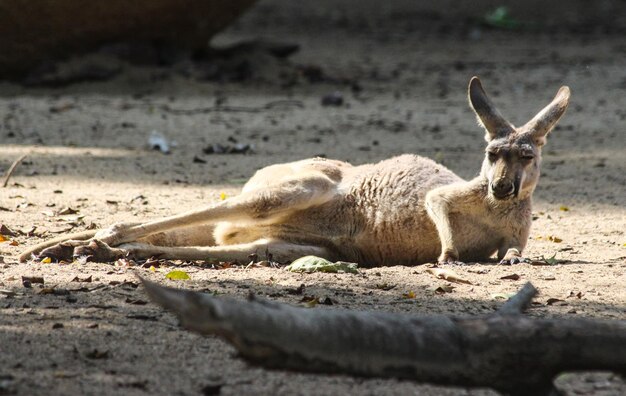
[0,224,17,236]
[219,192,227,200]
[41,257,52,264]
[546,298,566,306]
[0,235,7,242]
[115,258,134,267]
[547,236,563,243]
[568,291,584,299]
[559,206,570,212]
[491,292,515,300]
[85,349,109,360]
[22,276,44,284]
[426,267,472,285]
[434,285,455,294]
[500,273,521,281]
[70,275,92,283]
[375,283,396,291]
[125,298,148,305]
[39,287,70,295]
[300,295,319,307]
[0,289,17,297]
[402,291,416,299]
[57,207,78,215]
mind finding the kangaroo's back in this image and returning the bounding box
[274,154,463,266]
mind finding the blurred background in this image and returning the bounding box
[1,0,624,200]
[1,2,625,395]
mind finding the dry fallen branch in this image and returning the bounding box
[425,267,472,284]
[2,153,27,187]
[141,279,626,396]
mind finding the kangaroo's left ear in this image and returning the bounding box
[468,76,515,141]
[522,86,571,146]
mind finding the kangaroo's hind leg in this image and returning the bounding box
[35,172,339,262]
[37,224,217,262]
[74,238,332,263]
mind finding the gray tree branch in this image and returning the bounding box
[140,278,626,396]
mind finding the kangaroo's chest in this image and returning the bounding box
[449,205,530,261]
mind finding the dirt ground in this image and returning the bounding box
[1,1,625,395]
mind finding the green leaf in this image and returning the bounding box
[483,6,521,29]
[491,292,516,300]
[285,256,358,274]
[542,253,559,265]
[165,270,190,280]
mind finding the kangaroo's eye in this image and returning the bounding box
[487,152,498,162]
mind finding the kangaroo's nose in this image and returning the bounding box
[490,180,515,199]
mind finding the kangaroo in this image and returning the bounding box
[19,77,570,266]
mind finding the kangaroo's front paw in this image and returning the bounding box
[438,249,465,265]
[499,256,530,265]
[499,250,530,265]
[73,239,127,262]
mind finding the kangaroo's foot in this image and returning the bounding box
[37,238,127,262]
[37,240,90,261]
[73,239,127,262]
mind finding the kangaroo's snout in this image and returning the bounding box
[490,179,515,200]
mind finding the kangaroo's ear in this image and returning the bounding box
[468,76,515,141]
[522,86,570,146]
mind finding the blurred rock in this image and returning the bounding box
[0,0,256,78]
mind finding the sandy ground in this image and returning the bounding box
[1,1,625,395]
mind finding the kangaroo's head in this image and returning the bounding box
[468,77,570,201]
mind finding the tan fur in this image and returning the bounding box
[20,77,570,266]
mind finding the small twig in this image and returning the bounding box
[497,282,538,315]
[160,100,304,115]
[2,153,27,187]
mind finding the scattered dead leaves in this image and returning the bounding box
[568,290,584,299]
